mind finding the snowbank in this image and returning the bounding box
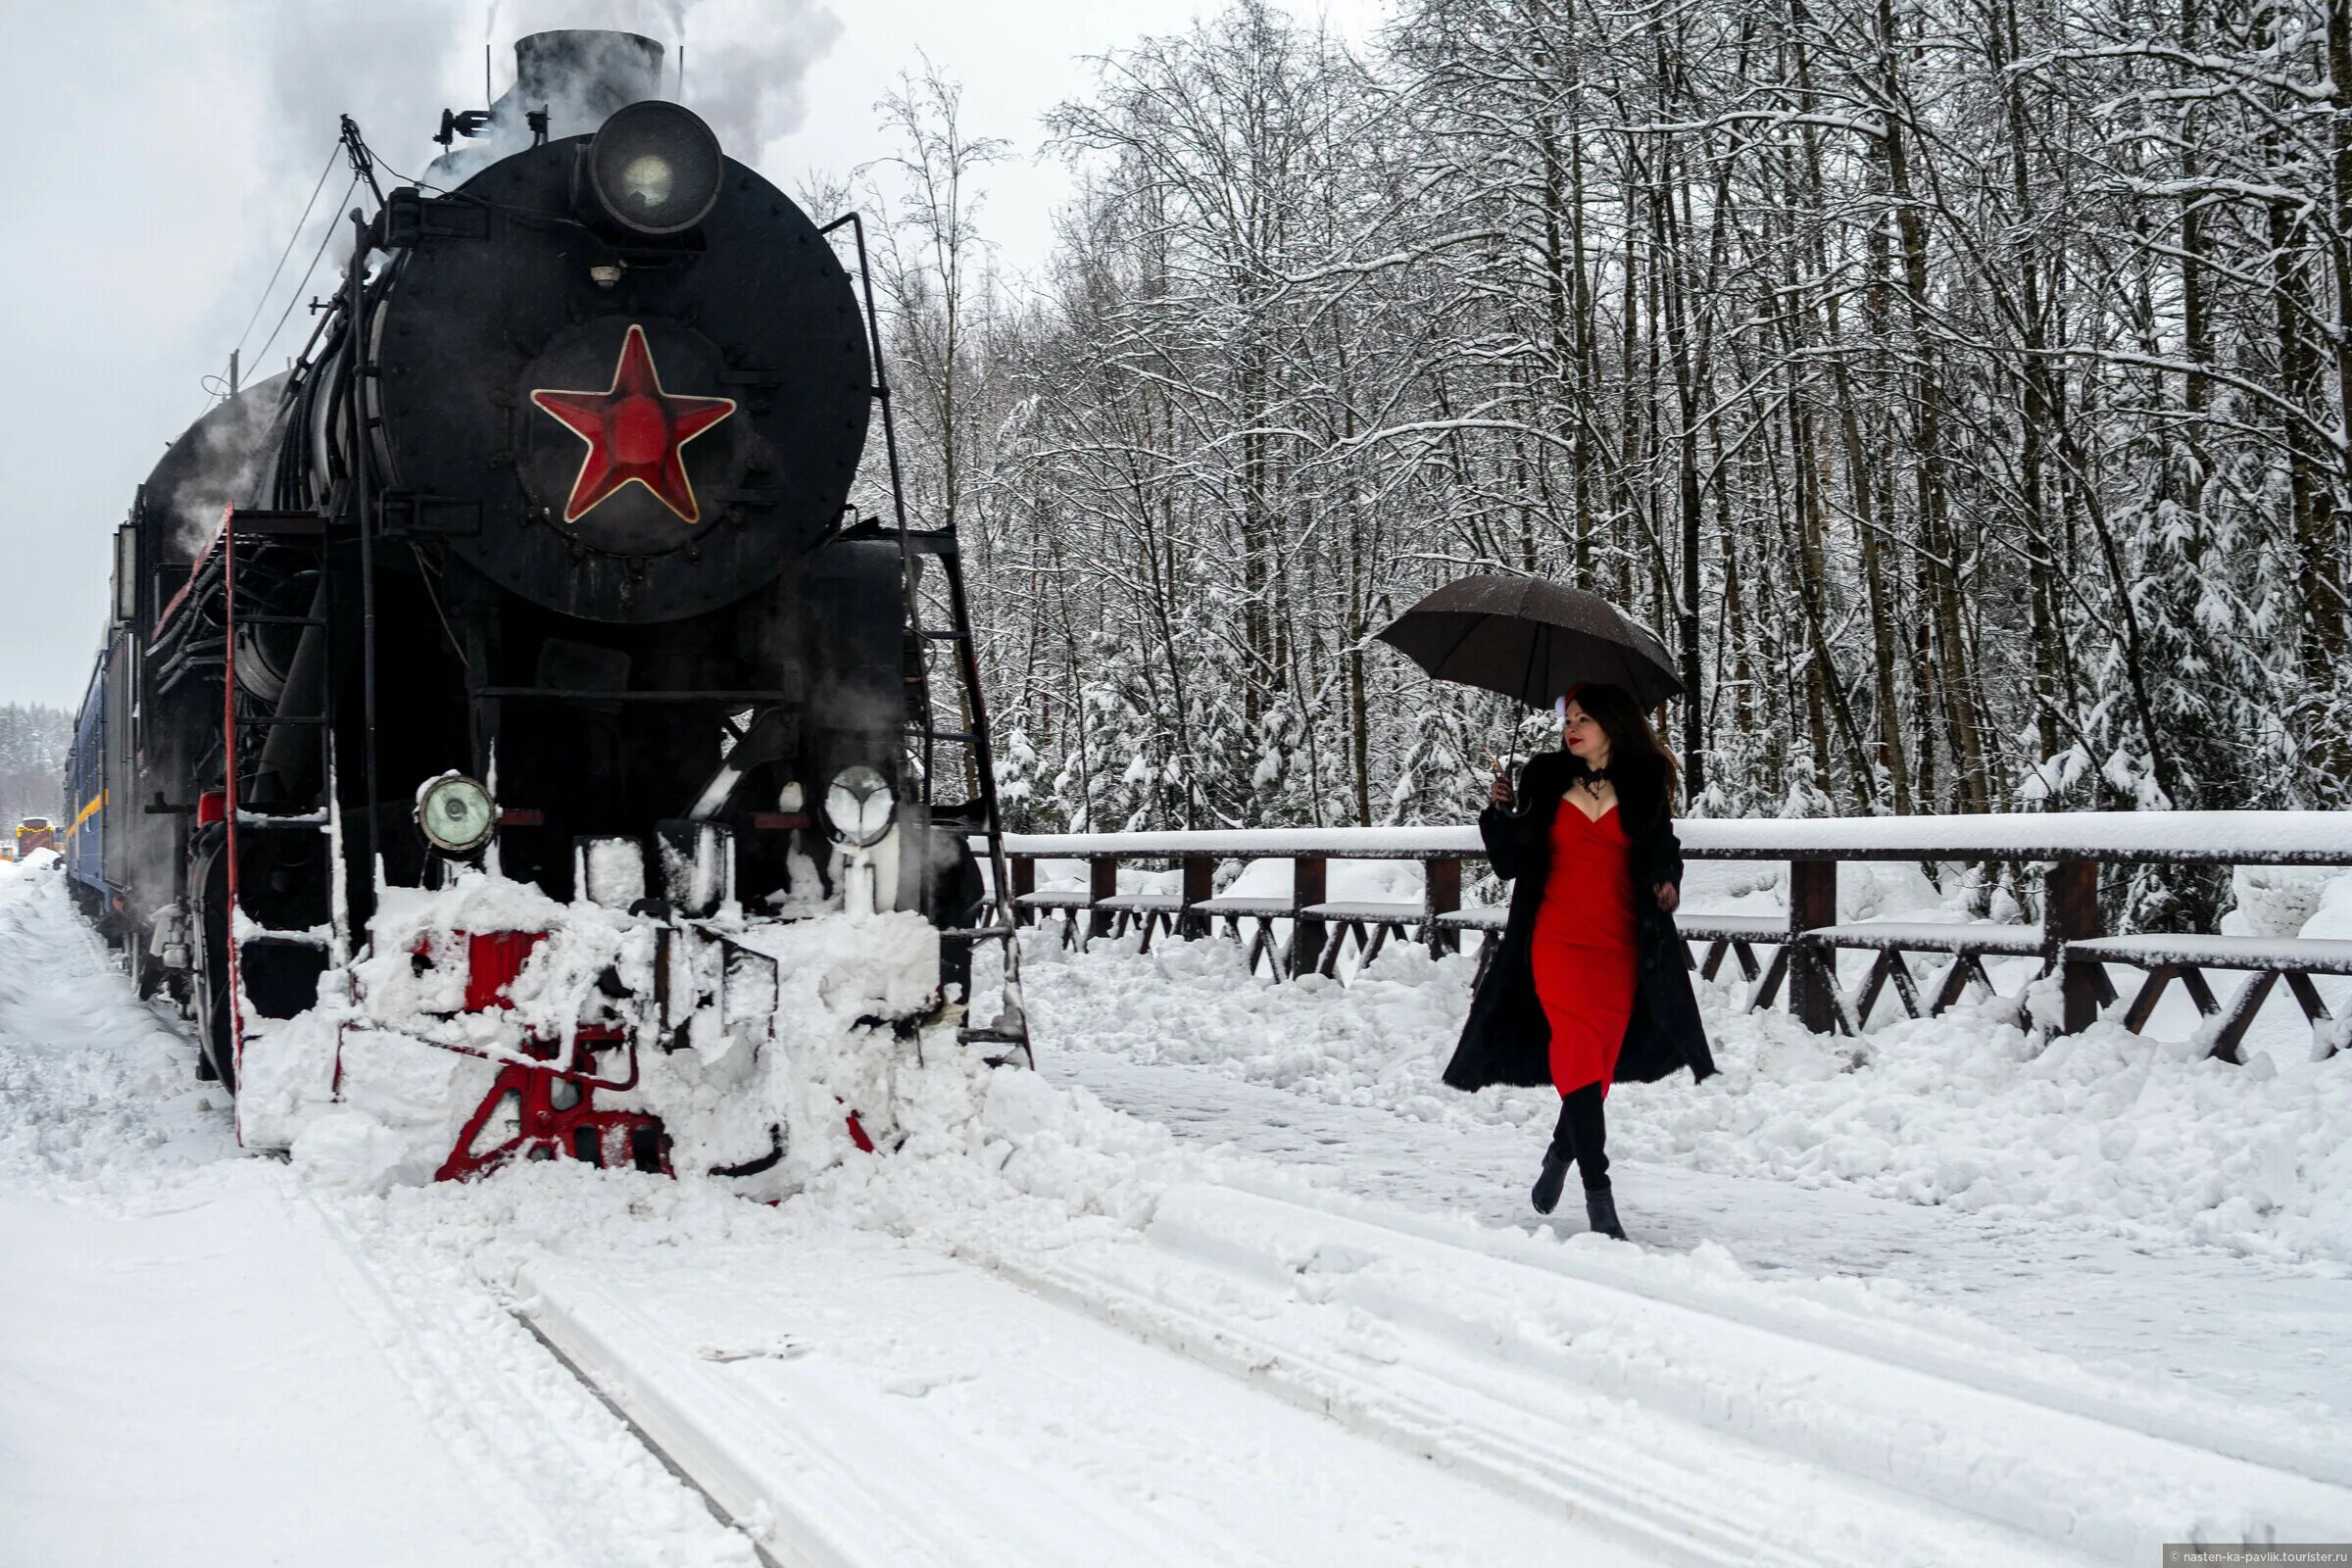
[0,872,236,1207]
[1015,913,2352,1265]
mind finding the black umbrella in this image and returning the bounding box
[1374,575,1682,760]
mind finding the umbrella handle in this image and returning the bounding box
[1502,623,1544,783]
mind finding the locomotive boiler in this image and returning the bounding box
[65,30,1024,1189]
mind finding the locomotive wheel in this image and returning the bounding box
[194,945,236,1091]
[190,851,237,1092]
[202,988,235,1090]
[125,928,163,1002]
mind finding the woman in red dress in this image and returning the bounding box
[1445,682,1714,1241]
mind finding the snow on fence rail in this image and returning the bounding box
[1001,810,2352,863]
[983,812,2352,1061]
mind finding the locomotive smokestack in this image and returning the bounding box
[509,30,665,140]
[427,29,669,186]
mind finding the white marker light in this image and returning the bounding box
[823,765,894,849]
[417,775,496,856]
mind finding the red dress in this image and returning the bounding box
[1531,797,1638,1098]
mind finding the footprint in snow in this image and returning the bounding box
[882,1368,979,1397]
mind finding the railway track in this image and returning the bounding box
[968,1182,2352,1559]
[514,1231,1644,1567]
[503,1172,2352,1566]
[296,1191,773,1567]
[1207,1174,2352,1490]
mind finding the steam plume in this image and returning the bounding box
[481,0,841,161]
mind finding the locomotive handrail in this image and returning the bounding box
[980,812,2352,1061]
[829,203,1032,1064]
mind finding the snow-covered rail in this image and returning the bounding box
[514,1242,1673,1566]
[988,810,2352,1059]
[510,1175,2352,1566]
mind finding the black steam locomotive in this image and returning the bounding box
[65,31,1022,1186]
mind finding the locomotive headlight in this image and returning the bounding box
[823,765,895,849]
[585,101,722,236]
[417,774,496,856]
[620,154,674,209]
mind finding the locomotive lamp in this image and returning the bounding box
[620,154,672,207]
[823,765,894,850]
[825,765,895,920]
[417,774,497,856]
[583,100,722,235]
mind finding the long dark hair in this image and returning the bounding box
[1563,682,1682,802]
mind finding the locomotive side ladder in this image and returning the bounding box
[218,507,351,1102]
[827,211,1030,1067]
[142,502,346,1096]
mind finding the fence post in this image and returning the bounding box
[1179,854,1213,940]
[1088,856,1116,943]
[1425,856,1461,956]
[1009,856,1036,927]
[2045,858,2103,1033]
[1788,858,1839,1034]
[1292,856,1328,977]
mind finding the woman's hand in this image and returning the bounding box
[1653,881,1680,914]
[1489,769,1513,808]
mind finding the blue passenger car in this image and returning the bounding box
[66,650,109,898]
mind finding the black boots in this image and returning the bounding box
[1538,1085,1621,1234]
[1531,1150,1571,1215]
[1533,1157,1628,1241]
[1584,1184,1627,1241]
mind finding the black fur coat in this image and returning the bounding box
[1441,749,1717,1093]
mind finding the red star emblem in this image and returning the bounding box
[529,325,738,524]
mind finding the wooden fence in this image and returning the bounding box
[985,812,2352,1061]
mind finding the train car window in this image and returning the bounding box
[113,524,137,624]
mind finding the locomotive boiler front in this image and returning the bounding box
[344,99,871,623]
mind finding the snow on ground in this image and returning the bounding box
[0,863,760,1568]
[1015,862,2352,1267]
[1012,911,2352,1427]
[1048,1044,2352,1423]
[10,846,2352,1564]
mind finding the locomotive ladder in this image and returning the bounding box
[218,506,351,1102]
[829,211,1030,1067]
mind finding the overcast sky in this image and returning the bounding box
[0,0,1386,710]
